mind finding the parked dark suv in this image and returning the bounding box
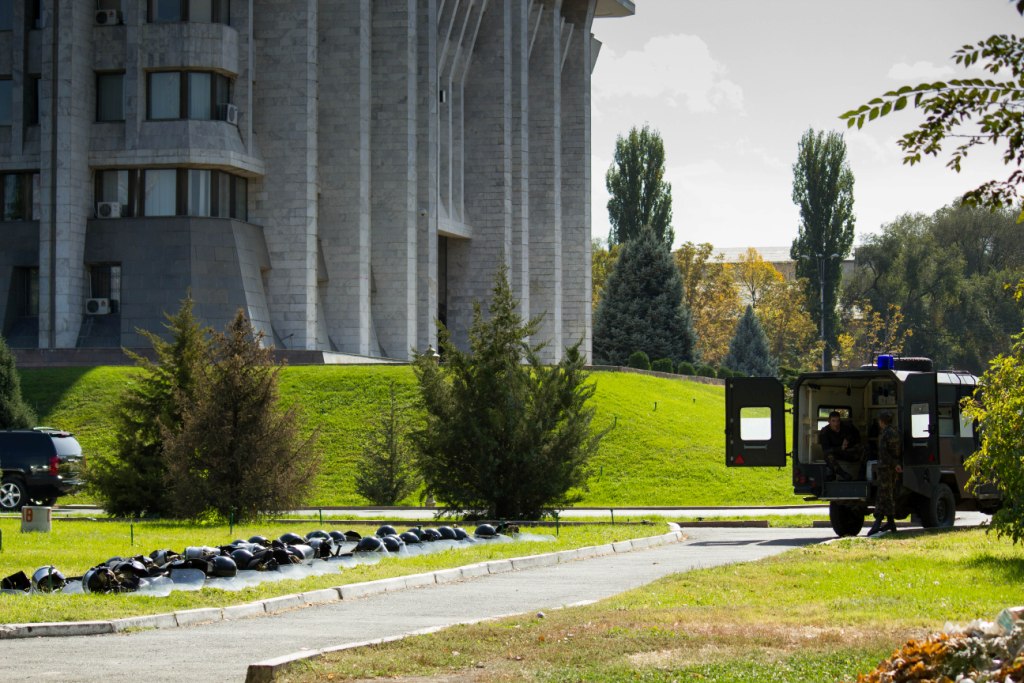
[0,429,85,511]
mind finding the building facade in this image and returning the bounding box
[0,0,631,362]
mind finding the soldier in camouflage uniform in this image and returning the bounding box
[868,411,902,536]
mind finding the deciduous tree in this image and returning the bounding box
[734,248,784,309]
[591,238,620,311]
[835,302,912,370]
[673,242,739,365]
[756,278,821,373]
[605,125,674,247]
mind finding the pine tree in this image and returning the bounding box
[0,334,35,429]
[724,305,778,378]
[593,226,698,366]
[355,381,420,506]
[162,310,319,522]
[87,296,208,517]
[413,264,606,520]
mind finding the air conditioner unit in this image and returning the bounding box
[95,9,121,25]
[85,298,111,316]
[219,103,239,126]
[96,202,122,218]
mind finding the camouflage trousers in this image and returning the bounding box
[874,465,898,518]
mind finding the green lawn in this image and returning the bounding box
[17,366,799,508]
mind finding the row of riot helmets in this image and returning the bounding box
[1,523,514,595]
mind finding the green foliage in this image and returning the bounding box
[162,310,319,522]
[87,297,209,517]
[651,358,674,373]
[963,328,1024,544]
[413,266,606,520]
[724,305,779,378]
[0,333,35,429]
[696,364,718,378]
[354,381,420,506]
[605,124,674,248]
[716,367,733,379]
[593,226,698,367]
[790,128,856,370]
[839,15,1024,215]
[676,361,695,376]
[627,351,651,370]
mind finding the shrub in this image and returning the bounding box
[651,358,674,373]
[355,381,420,506]
[676,361,695,376]
[717,367,734,379]
[627,351,651,370]
[0,333,35,429]
[696,364,718,378]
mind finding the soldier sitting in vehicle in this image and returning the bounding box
[819,411,862,480]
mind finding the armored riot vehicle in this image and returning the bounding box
[725,356,1000,536]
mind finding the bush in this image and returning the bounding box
[355,381,420,506]
[651,358,674,373]
[717,367,734,379]
[676,361,695,376]
[627,351,651,370]
[696,364,718,378]
[0,333,35,429]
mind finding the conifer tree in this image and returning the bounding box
[413,265,605,520]
[724,305,778,378]
[0,334,35,429]
[593,226,698,366]
[355,381,420,506]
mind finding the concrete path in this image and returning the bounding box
[0,526,833,683]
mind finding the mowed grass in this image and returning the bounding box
[0,518,637,624]
[288,527,1020,683]
[17,366,798,509]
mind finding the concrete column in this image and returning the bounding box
[415,0,439,354]
[529,0,563,361]
[252,0,319,349]
[319,0,372,355]
[560,0,596,361]
[370,0,418,359]
[509,0,530,318]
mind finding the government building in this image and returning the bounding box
[0,0,632,363]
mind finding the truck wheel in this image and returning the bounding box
[829,502,865,537]
[918,483,956,528]
[0,476,27,511]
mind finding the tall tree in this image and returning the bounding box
[162,310,319,522]
[756,277,821,373]
[734,248,784,309]
[0,334,35,429]
[605,124,674,247]
[724,305,778,377]
[413,265,605,520]
[87,296,208,517]
[594,227,698,366]
[835,301,911,371]
[790,128,856,370]
[673,242,739,365]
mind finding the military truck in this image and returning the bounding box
[724,356,1000,536]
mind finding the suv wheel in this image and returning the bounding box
[0,476,28,511]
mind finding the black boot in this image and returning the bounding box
[867,519,883,536]
[884,518,898,533]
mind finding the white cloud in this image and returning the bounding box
[593,34,744,114]
[886,60,954,81]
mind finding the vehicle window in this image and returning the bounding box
[911,403,930,438]
[740,406,772,441]
[938,404,955,437]
[959,413,975,438]
[816,406,851,432]
[51,435,82,457]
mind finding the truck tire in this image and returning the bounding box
[918,483,956,528]
[829,502,865,537]
[0,476,27,511]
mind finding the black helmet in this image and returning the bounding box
[380,535,404,552]
[421,527,442,542]
[474,524,497,538]
[31,566,66,592]
[354,536,386,553]
[209,555,238,578]
[288,544,315,563]
[404,528,424,540]
[399,531,421,545]
[279,532,304,545]
[82,566,118,594]
[149,549,178,566]
[308,537,335,558]
[231,548,255,569]
[376,524,398,538]
[248,535,270,546]
[453,527,470,541]
[343,530,362,541]
[437,526,457,540]
[306,529,330,541]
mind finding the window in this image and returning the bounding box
[938,405,955,437]
[816,406,851,432]
[0,1,11,31]
[910,403,930,439]
[24,76,40,125]
[149,0,229,24]
[144,169,177,216]
[0,79,12,125]
[1,172,37,220]
[89,263,121,313]
[147,70,230,120]
[739,406,773,441]
[95,168,247,219]
[12,267,39,317]
[959,413,975,438]
[97,72,125,122]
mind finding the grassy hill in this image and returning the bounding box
[17,366,798,508]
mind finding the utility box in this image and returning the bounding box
[21,506,52,533]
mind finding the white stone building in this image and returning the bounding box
[0,0,632,362]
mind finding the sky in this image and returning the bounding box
[589,0,1021,250]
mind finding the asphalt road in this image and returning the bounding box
[1,526,834,683]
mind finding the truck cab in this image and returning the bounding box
[725,357,999,536]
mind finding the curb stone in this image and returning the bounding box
[0,531,684,641]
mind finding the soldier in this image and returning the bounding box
[819,410,861,480]
[868,411,902,536]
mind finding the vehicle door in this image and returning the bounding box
[902,373,937,467]
[725,377,786,467]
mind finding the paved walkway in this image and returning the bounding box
[0,527,832,683]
